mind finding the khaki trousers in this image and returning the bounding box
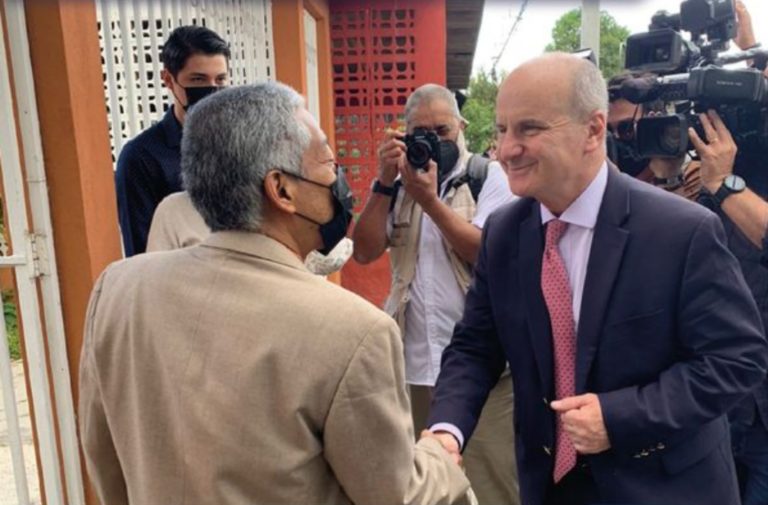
[409,369,520,505]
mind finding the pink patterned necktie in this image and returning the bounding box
[540,219,577,483]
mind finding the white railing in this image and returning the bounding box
[96,0,275,164]
[1,0,81,502]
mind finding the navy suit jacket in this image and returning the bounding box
[428,167,768,505]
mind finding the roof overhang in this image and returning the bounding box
[446,0,485,90]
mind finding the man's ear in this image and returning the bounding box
[263,170,297,214]
[586,111,607,152]
[161,69,174,90]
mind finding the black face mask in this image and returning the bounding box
[182,86,222,111]
[287,168,355,255]
[437,139,460,187]
[614,139,649,177]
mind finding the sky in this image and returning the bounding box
[472,0,768,78]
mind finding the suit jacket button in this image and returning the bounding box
[657,443,665,450]
[543,446,552,456]
[543,397,549,405]
[640,449,650,457]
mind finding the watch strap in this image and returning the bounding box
[712,177,743,207]
[653,174,684,191]
[372,179,395,197]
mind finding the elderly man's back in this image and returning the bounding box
[79,231,468,505]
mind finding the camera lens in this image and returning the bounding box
[407,140,432,168]
[659,122,682,155]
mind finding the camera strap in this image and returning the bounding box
[445,154,491,202]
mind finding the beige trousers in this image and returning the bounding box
[410,370,520,505]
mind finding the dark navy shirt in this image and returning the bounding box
[722,148,768,429]
[115,108,183,256]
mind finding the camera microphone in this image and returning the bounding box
[620,76,662,104]
[620,74,690,104]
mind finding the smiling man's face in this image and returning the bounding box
[495,57,606,213]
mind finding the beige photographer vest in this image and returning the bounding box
[383,181,477,337]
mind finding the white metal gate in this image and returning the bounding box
[0,1,85,504]
[95,0,275,163]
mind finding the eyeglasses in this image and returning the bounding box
[608,119,636,142]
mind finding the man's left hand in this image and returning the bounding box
[551,393,611,454]
[689,110,737,193]
[398,158,439,208]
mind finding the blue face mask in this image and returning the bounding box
[283,167,354,255]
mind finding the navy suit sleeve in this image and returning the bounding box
[599,211,768,453]
[115,144,168,256]
[428,213,508,442]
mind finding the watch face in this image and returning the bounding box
[725,175,746,192]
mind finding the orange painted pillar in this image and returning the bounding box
[273,0,342,284]
[23,1,122,503]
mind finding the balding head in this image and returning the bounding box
[505,53,608,121]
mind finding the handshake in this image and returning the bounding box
[422,391,611,467]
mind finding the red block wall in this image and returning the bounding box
[330,0,447,306]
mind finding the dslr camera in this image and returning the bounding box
[404,128,440,170]
[616,0,768,158]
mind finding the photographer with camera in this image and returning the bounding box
[607,72,701,200]
[353,83,519,505]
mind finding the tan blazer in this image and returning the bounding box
[146,191,353,275]
[146,191,209,252]
[79,232,469,505]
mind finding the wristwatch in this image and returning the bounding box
[712,174,746,207]
[372,179,395,197]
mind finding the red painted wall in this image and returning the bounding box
[330,0,447,306]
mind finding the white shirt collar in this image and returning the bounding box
[540,162,608,229]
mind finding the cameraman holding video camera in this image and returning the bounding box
[688,5,768,503]
[609,0,768,505]
[621,1,768,502]
[608,72,702,200]
[353,83,519,505]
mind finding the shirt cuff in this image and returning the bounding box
[429,423,465,450]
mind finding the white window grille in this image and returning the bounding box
[96,0,275,164]
[303,9,320,123]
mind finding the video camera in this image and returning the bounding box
[616,0,768,158]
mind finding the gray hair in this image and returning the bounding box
[181,82,311,231]
[404,83,465,126]
[568,56,609,121]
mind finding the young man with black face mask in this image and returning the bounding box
[353,83,520,505]
[607,72,701,201]
[115,25,230,256]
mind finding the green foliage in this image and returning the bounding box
[3,290,20,361]
[463,69,504,154]
[544,8,631,80]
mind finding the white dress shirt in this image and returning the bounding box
[539,162,608,332]
[391,157,517,386]
[432,162,609,447]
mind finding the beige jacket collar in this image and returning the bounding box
[201,231,308,272]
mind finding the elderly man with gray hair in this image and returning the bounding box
[78,82,470,505]
[354,83,520,505]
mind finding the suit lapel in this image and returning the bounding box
[575,168,630,393]
[519,203,555,396]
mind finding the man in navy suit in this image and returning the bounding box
[425,52,768,505]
